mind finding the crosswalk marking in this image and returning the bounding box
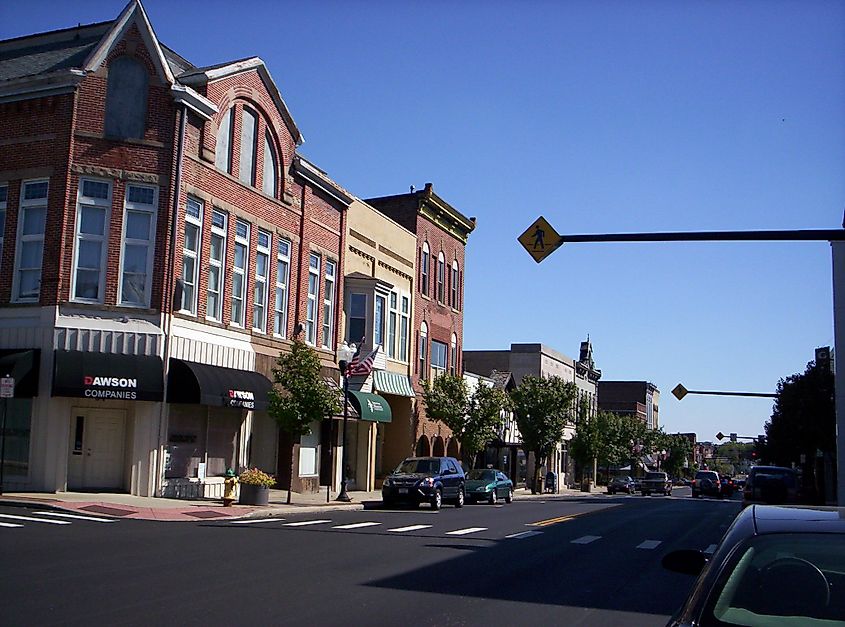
[388,524,431,533]
[0,513,71,525]
[230,518,285,524]
[283,519,331,527]
[446,527,487,536]
[637,540,662,550]
[332,522,382,530]
[571,535,601,544]
[506,530,543,540]
[0,521,23,528]
[33,511,116,523]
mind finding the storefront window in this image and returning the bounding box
[299,425,319,476]
[165,405,242,479]
[207,408,240,477]
[1,399,32,477]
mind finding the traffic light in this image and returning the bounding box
[751,451,757,459]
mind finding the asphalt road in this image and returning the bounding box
[0,488,742,627]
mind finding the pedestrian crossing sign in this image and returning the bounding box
[518,216,561,263]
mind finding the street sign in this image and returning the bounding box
[730,433,737,442]
[518,216,562,263]
[716,431,725,441]
[672,383,688,400]
[0,377,13,398]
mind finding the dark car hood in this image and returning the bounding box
[753,505,845,534]
[389,473,431,480]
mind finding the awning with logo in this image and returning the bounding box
[167,358,272,411]
[372,370,415,398]
[0,349,40,398]
[52,350,163,401]
[348,390,392,423]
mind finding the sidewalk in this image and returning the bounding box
[0,484,600,522]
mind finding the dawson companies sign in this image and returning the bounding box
[53,350,163,402]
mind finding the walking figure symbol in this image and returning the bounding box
[533,224,545,250]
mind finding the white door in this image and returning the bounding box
[68,409,126,490]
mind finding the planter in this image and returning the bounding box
[238,483,270,506]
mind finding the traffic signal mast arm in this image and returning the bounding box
[556,229,845,244]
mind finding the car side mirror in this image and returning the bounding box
[662,550,707,576]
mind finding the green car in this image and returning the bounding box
[465,469,514,504]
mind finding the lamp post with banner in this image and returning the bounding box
[0,374,14,495]
[335,342,356,503]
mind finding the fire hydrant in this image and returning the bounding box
[223,468,238,507]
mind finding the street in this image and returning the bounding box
[0,488,742,626]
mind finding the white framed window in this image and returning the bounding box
[306,253,320,345]
[387,291,398,359]
[72,179,111,303]
[239,107,257,186]
[399,295,410,362]
[0,184,7,266]
[215,108,233,173]
[374,292,386,348]
[420,242,430,297]
[13,179,49,302]
[450,333,458,376]
[274,238,291,337]
[262,131,277,197]
[348,293,366,344]
[431,340,447,377]
[451,260,459,309]
[231,219,250,327]
[436,251,445,304]
[119,184,157,307]
[418,321,428,380]
[322,259,336,350]
[181,196,203,315]
[298,423,319,476]
[253,229,270,333]
[207,209,227,321]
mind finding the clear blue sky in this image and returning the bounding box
[3,0,843,442]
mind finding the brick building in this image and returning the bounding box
[597,381,660,430]
[0,1,354,497]
[367,184,475,460]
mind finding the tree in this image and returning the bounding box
[510,375,578,493]
[267,336,340,504]
[422,374,511,468]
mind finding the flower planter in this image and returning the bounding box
[238,483,270,506]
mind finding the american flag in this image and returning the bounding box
[347,345,380,377]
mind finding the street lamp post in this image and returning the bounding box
[657,449,667,471]
[335,342,356,503]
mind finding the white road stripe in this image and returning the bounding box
[0,521,23,528]
[506,530,543,540]
[704,544,718,554]
[388,524,432,533]
[571,535,601,544]
[229,518,286,524]
[637,540,662,550]
[446,527,487,536]
[283,519,331,527]
[332,522,382,530]
[33,511,116,523]
[0,514,71,525]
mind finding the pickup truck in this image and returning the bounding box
[640,471,672,496]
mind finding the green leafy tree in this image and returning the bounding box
[422,374,511,468]
[510,375,578,493]
[569,399,601,482]
[267,337,340,504]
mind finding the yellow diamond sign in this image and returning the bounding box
[518,216,561,263]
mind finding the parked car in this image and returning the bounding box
[641,471,672,496]
[691,470,722,498]
[607,476,636,495]
[743,465,801,506]
[465,468,513,504]
[382,456,465,510]
[662,504,845,625]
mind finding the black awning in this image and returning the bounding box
[0,349,40,398]
[167,359,272,411]
[52,350,163,401]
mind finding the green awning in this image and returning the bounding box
[348,390,392,423]
[372,370,415,398]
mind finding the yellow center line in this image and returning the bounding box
[529,514,577,527]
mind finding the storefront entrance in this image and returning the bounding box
[67,408,126,490]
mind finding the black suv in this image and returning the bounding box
[382,456,465,510]
[691,470,722,498]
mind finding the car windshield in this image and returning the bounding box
[646,472,665,480]
[395,459,438,474]
[703,533,845,625]
[753,469,797,487]
[696,472,717,480]
[467,469,496,481]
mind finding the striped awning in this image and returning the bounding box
[372,370,415,398]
